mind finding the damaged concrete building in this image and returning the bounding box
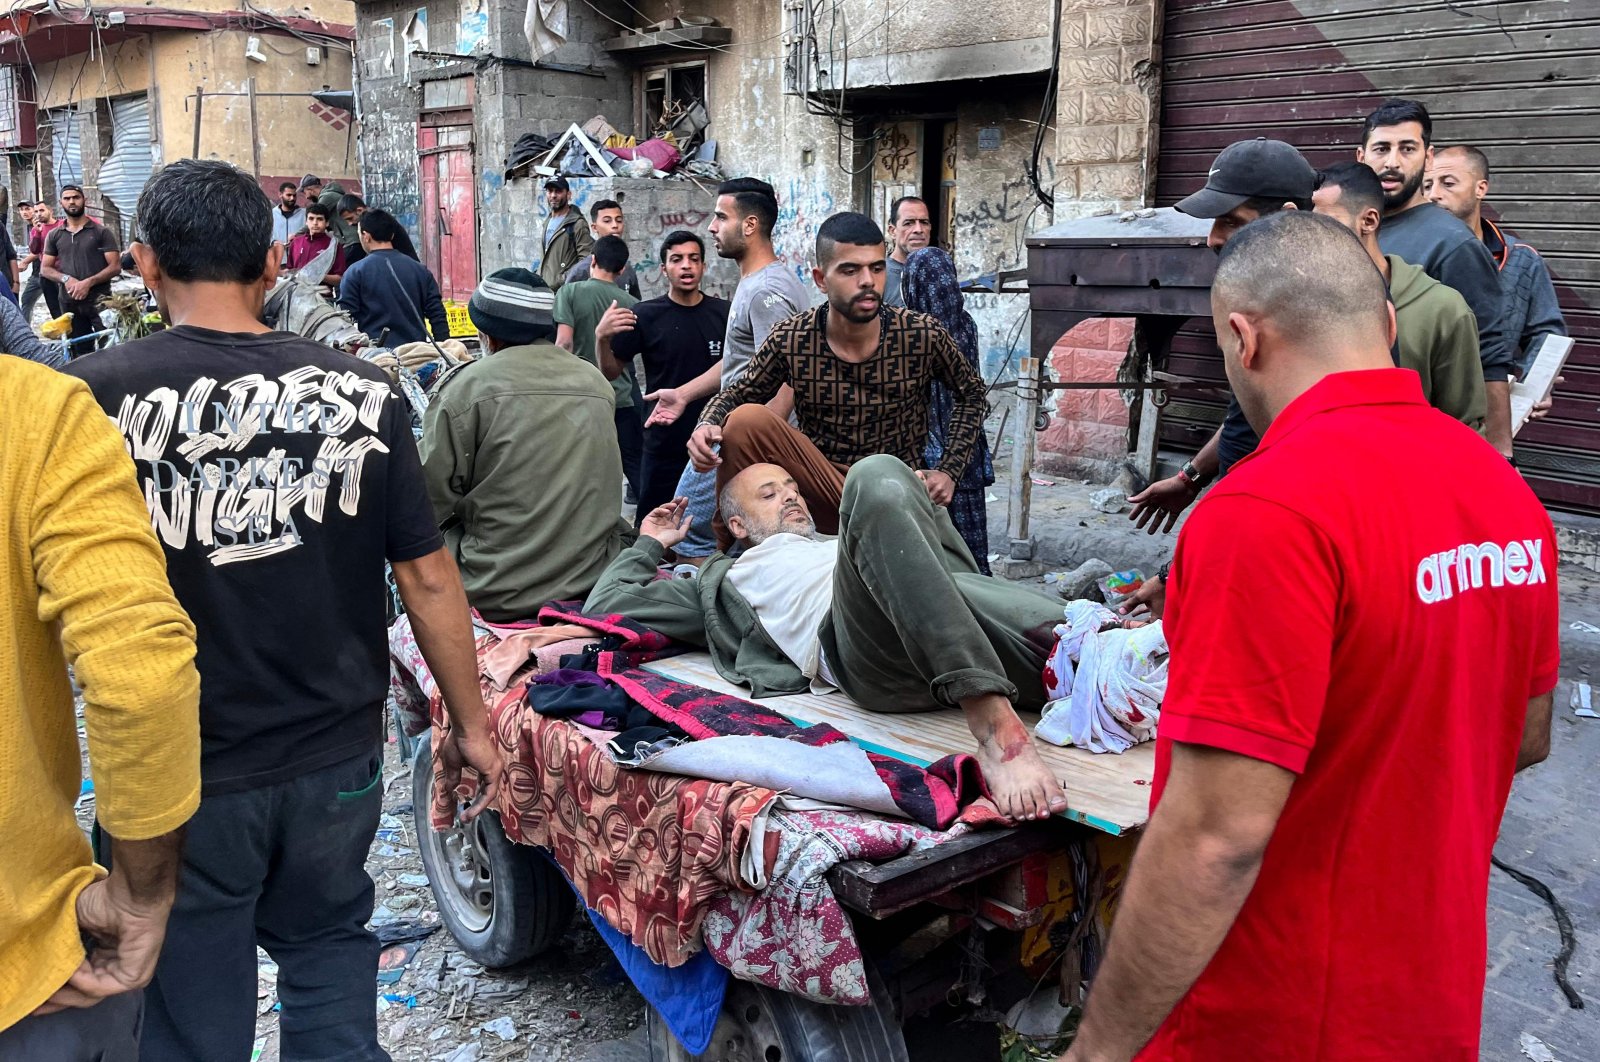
[350,0,1599,514]
[349,0,1157,460]
[0,0,362,242]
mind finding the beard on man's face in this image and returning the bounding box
[1378,166,1425,211]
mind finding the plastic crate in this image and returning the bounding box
[443,301,475,338]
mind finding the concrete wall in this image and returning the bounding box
[27,25,359,199]
[1033,0,1162,474]
[486,175,738,299]
[351,0,634,275]
[344,0,1165,484]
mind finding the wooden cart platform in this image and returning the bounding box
[641,653,1154,836]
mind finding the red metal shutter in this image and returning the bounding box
[1157,0,1600,515]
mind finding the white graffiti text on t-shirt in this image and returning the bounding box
[111,368,394,566]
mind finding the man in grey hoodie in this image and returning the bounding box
[1427,144,1567,379]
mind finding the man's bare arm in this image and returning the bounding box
[1063,744,1293,1062]
[1517,690,1553,771]
[555,323,575,353]
[41,251,65,284]
[595,333,625,381]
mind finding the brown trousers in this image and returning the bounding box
[714,405,848,549]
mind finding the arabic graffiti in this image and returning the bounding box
[651,208,711,234]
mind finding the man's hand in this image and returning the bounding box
[435,725,503,822]
[687,423,723,471]
[1128,475,1199,535]
[33,855,180,1015]
[916,469,956,506]
[639,497,691,549]
[64,277,90,301]
[644,387,687,427]
[596,300,637,341]
[1529,375,1564,421]
[1117,574,1166,626]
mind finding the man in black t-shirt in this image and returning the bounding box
[596,229,732,517]
[66,160,501,1062]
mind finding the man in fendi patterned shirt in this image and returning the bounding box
[689,212,986,548]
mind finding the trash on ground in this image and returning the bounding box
[1089,487,1126,514]
[1568,621,1600,634]
[1571,681,1596,719]
[1518,1031,1558,1062]
[377,940,427,984]
[480,1015,518,1041]
[1030,476,1056,486]
[375,918,439,946]
[1044,558,1114,602]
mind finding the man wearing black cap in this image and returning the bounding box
[421,267,634,619]
[1126,139,1315,546]
[537,176,593,291]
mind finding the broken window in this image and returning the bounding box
[639,61,706,138]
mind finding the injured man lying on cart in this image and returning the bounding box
[583,454,1071,822]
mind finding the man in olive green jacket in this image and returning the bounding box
[421,267,633,621]
[1315,164,1485,428]
[537,177,593,291]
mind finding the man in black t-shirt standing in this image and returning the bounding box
[596,229,732,517]
[42,184,121,355]
[66,160,501,1062]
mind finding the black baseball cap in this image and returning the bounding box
[1176,138,1316,218]
[544,176,570,191]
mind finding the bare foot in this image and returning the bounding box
[960,693,1069,822]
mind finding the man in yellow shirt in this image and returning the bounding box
[0,358,202,1057]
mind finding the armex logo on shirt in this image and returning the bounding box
[1415,539,1547,604]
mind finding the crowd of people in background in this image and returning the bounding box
[0,94,1570,1061]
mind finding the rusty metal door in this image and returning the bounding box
[1157,0,1600,515]
[418,124,477,305]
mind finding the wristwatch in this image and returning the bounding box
[1176,460,1210,491]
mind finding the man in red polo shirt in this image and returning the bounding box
[1063,211,1559,1062]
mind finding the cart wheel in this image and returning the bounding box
[646,969,908,1062]
[413,733,575,966]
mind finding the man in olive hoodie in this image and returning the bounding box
[421,268,634,621]
[1314,163,1485,429]
[586,456,1072,824]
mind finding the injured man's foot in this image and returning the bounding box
[962,693,1069,822]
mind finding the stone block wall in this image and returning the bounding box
[1038,0,1159,475]
[1037,317,1135,478]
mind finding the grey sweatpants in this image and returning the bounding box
[821,455,1062,713]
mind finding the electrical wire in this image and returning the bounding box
[1029,0,1061,210]
[574,0,787,55]
[1492,854,1584,1010]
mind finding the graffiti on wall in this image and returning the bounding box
[772,177,837,284]
[651,208,710,234]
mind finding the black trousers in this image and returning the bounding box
[64,299,102,358]
[635,397,705,520]
[0,989,143,1061]
[616,377,646,502]
[140,744,390,1062]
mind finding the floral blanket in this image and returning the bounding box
[389,613,778,968]
[702,807,956,1004]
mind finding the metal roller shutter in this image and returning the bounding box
[1157,0,1600,515]
[99,94,154,243]
[47,106,84,192]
